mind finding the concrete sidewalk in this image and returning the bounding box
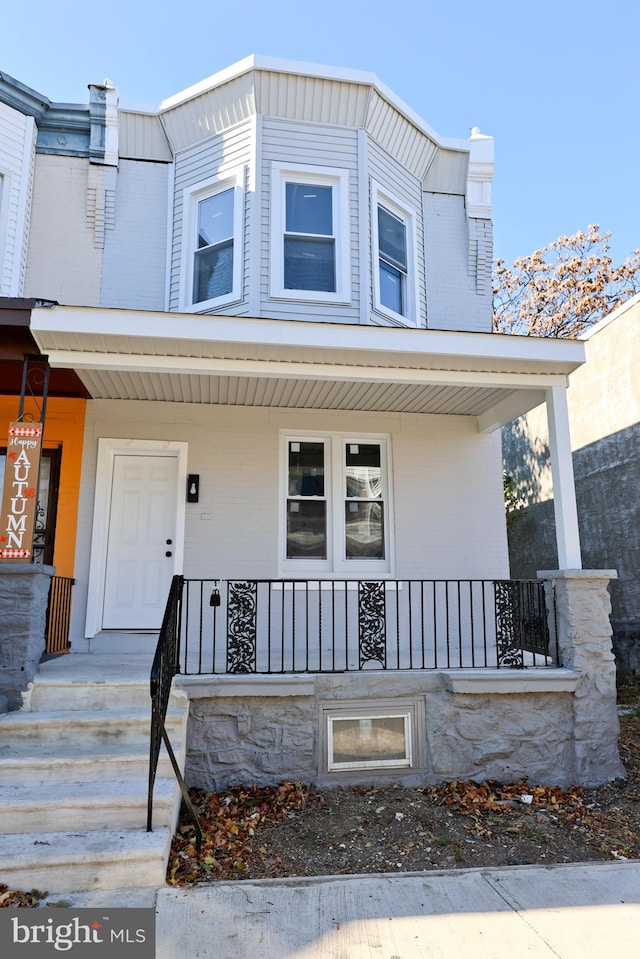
[64,860,639,958]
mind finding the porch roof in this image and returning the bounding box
[30,306,585,430]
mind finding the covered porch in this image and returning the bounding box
[29,305,588,665]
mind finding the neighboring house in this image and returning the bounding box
[0,57,620,790]
[503,293,640,679]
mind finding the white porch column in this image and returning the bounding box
[545,384,582,569]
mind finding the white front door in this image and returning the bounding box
[102,453,179,629]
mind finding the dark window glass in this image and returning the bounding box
[193,189,234,303]
[378,206,406,269]
[284,237,335,292]
[345,501,384,559]
[378,205,407,315]
[287,501,327,558]
[379,260,403,315]
[286,184,333,235]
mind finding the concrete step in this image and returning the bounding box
[0,740,183,784]
[29,680,186,712]
[0,778,180,833]
[0,705,186,747]
[0,827,173,892]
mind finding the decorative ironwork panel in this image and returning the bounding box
[495,580,551,667]
[359,581,386,667]
[226,581,258,673]
[495,581,524,667]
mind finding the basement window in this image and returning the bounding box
[328,713,412,771]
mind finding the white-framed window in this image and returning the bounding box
[327,711,413,771]
[371,181,418,324]
[281,432,392,575]
[180,169,244,311]
[318,697,426,780]
[270,163,351,303]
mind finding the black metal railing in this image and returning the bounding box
[147,574,201,851]
[45,575,75,655]
[176,578,557,676]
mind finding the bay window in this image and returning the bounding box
[271,164,351,302]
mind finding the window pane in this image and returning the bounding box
[287,500,326,558]
[193,241,233,302]
[284,237,335,292]
[197,189,234,249]
[379,260,404,315]
[331,716,408,765]
[288,442,324,496]
[345,501,384,559]
[378,206,407,269]
[286,183,333,235]
[346,444,382,498]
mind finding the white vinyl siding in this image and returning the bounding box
[260,120,360,323]
[366,140,426,328]
[169,118,254,313]
[0,103,35,297]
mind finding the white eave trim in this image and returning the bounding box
[159,54,467,153]
[29,306,586,375]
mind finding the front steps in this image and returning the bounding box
[0,655,187,893]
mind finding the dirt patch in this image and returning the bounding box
[167,711,640,885]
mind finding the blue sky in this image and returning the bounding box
[3,0,638,266]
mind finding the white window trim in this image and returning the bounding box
[280,430,394,577]
[270,162,351,304]
[371,180,419,326]
[180,168,245,312]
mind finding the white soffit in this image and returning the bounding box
[74,369,523,418]
[29,307,583,425]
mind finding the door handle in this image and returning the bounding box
[166,539,172,545]
[165,551,172,557]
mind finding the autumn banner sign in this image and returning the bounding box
[0,421,43,562]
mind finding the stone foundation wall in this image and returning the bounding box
[178,671,593,791]
[177,570,624,791]
[0,564,55,710]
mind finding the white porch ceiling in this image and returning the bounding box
[30,306,586,428]
[74,368,513,416]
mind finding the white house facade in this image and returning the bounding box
[0,58,622,798]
